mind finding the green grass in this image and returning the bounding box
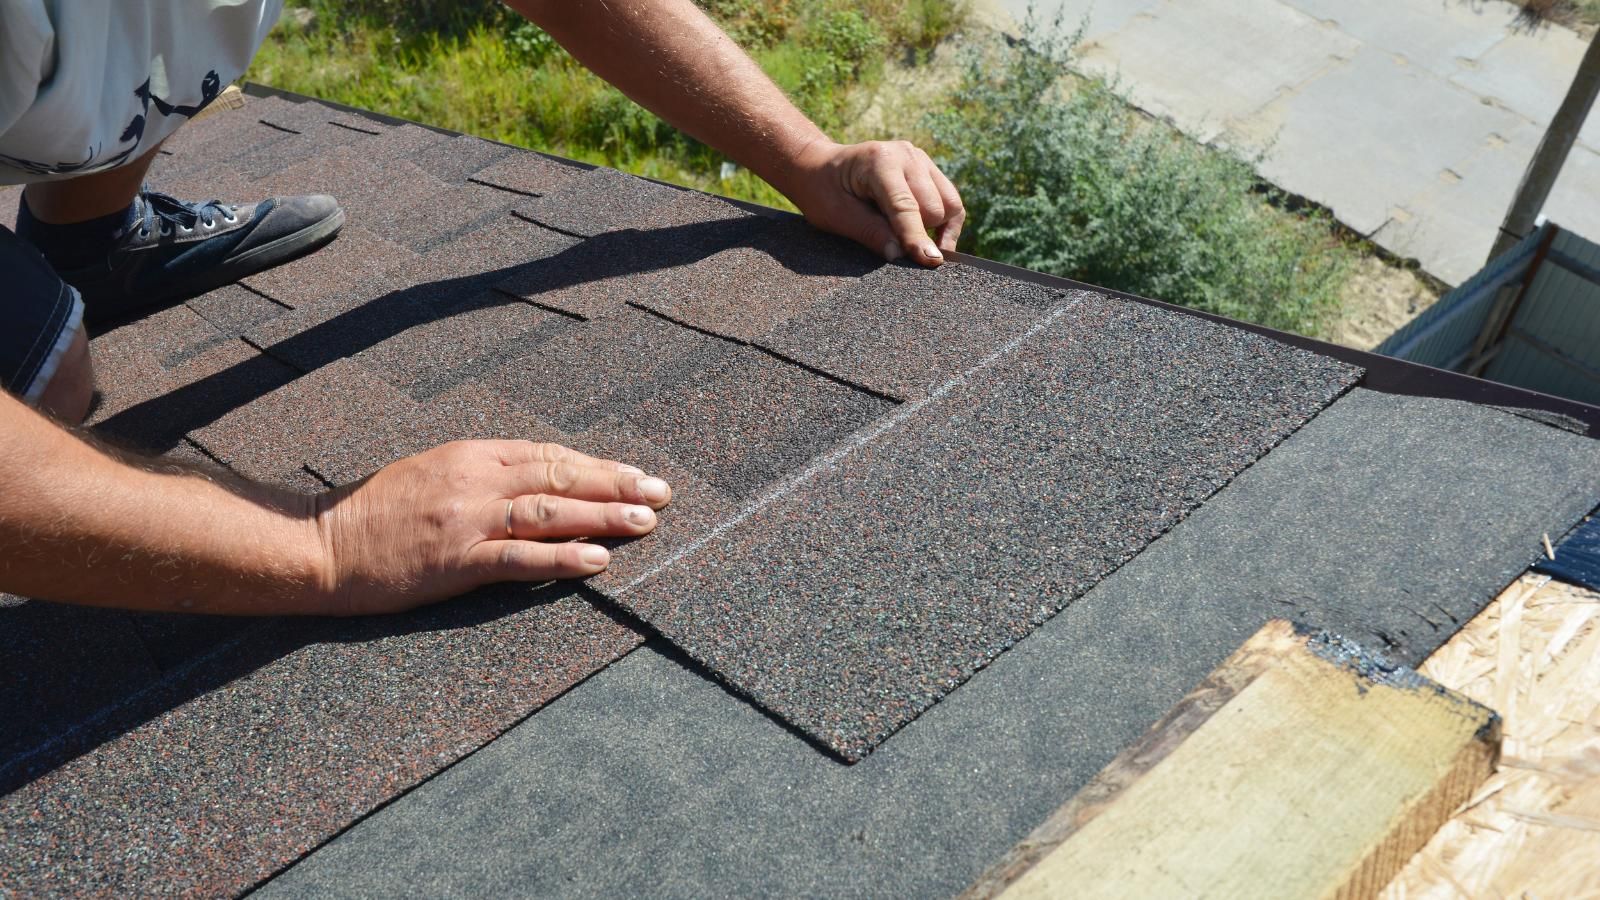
[247,0,950,209]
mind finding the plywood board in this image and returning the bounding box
[1382,575,1600,898]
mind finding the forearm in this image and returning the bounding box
[0,391,327,615]
[511,0,829,198]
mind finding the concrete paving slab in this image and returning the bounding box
[1373,121,1535,284]
[1449,24,1600,151]
[1280,0,1513,81]
[992,0,1164,36]
[1249,45,1526,237]
[1076,0,1359,143]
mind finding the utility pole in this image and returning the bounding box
[1487,29,1600,262]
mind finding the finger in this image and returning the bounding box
[507,460,673,508]
[491,494,657,540]
[902,159,947,230]
[479,439,644,474]
[922,153,966,252]
[465,539,612,582]
[864,156,943,266]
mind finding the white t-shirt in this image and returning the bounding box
[0,0,284,185]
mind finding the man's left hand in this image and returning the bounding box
[786,139,965,267]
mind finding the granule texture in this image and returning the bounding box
[610,291,1362,759]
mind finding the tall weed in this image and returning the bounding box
[926,17,1350,334]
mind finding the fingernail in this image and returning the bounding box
[638,477,670,503]
[579,545,611,567]
[617,464,644,474]
[924,245,943,260]
[623,505,655,526]
[883,240,905,261]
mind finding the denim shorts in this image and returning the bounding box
[0,224,84,404]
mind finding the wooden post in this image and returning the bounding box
[1487,31,1600,262]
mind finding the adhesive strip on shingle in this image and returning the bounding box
[633,217,883,342]
[511,167,683,237]
[756,262,1057,400]
[470,306,739,432]
[0,585,643,897]
[622,346,897,500]
[609,292,1362,760]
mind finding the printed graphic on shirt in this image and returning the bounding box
[0,70,221,177]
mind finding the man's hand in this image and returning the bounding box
[0,385,671,616]
[515,0,964,267]
[313,440,671,616]
[787,139,965,266]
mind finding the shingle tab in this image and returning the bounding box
[468,152,585,196]
[0,587,643,898]
[623,346,897,499]
[633,217,881,341]
[756,262,1054,400]
[306,378,572,487]
[511,166,682,236]
[88,305,299,453]
[609,292,1361,759]
[471,306,739,431]
[408,133,518,183]
[186,283,289,336]
[493,195,763,320]
[190,358,415,488]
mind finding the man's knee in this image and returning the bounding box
[38,328,94,424]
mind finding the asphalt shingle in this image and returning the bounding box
[755,261,1056,400]
[608,292,1362,759]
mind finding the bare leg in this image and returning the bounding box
[21,142,162,224]
[36,328,93,424]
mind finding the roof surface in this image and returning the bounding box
[1,94,1598,897]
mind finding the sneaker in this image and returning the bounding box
[27,187,344,326]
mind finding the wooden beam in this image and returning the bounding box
[961,620,1500,900]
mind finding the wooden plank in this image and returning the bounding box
[190,84,246,124]
[962,620,1500,900]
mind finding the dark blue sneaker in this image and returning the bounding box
[18,187,343,327]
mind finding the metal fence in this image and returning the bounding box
[1377,222,1600,405]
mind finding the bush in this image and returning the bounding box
[925,16,1350,334]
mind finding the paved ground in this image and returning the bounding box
[986,0,1600,286]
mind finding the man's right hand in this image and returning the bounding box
[311,439,672,616]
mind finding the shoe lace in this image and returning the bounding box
[137,186,234,236]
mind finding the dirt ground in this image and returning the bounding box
[1326,256,1443,351]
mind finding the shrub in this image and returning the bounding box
[925,16,1350,334]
